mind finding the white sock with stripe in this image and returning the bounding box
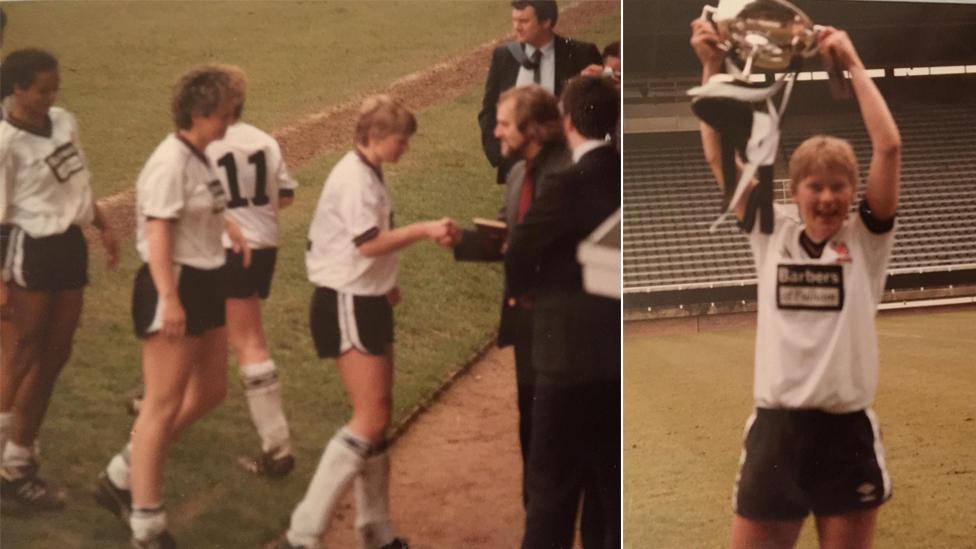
[286,427,370,547]
[240,359,291,456]
[130,504,167,542]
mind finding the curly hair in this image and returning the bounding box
[170,65,236,130]
[498,84,564,146]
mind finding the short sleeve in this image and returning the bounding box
[852,200,896,280]
[139,156,184,220]
[336,168,384,245]
[271,141,298,192]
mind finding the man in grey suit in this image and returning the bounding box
[453,84,569,508]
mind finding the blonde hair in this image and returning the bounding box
[498,84,564,146]
[355,95,417,145]
[171,65,236,130]
[788,135,859,194]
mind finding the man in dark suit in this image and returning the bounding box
[454,84,570,508]
[478,0,601,183]
[506,76,620,549]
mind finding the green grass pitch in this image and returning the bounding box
[1,2,620,547]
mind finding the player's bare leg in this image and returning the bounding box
[815,508,879,549]
[125,333,198,543]
[0,287,80,513]
[731,515,804,549]
[227,295,293,477]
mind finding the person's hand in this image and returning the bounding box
[580,63,604,78]
[426,217,459,248]
[816,26,864,72]
[225,217,252,268]
[160,294,186,338]
[434,219,462,248]
[386,286,401,307]
[690,18,725,77]
[99,224,120,271]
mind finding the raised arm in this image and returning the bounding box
[818,27,901,220]
[690,18,750,220]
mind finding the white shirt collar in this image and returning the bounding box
[572,139,610,163]
[525,39,555,58]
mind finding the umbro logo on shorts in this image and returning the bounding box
[857,482,877,502]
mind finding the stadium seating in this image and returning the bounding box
[623,100,976,304]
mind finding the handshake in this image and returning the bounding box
[425,217,463,249]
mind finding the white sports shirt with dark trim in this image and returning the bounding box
[206,122,298,249]
[306,150,396,295]
[0,106,94,237]
[135,134,228,270]
[749,202,895,412]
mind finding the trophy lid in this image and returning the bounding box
[712,0,819,72]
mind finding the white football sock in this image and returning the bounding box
[287,427,370,547]
[241,359,291,456]
[130,505,167,542]
[2,441,32,475]
[106,442,132,490]
[355,449,396,549]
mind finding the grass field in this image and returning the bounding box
[1,1,620,547]
[623,308,976,548]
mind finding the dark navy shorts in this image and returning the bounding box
[225,247,277,299]
[2,225,88,290]
[733,407,891,521]
[309,286,394,358]
[132,263,227,338]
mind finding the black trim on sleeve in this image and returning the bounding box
[353,226,380,247]
[279,189,295,199]
[859,200,895,234]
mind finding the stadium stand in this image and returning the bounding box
[623,0,976,318]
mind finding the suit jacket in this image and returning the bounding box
[477,35,601,182]
[505,145,621,383]
[454,143,571,347]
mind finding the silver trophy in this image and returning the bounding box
[689,0,846,234]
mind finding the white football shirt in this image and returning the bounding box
[0,107,94,237]
[749,203,895,412]
[306,150,396,295]
[135,134,228,270]
[206,122,297,249]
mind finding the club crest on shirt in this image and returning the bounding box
[45,142,86,183]
[829,241,852,264]
[206,179,228,213]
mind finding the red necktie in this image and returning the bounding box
[517,158,534,223]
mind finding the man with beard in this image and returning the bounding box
[506,76,621,548]
[454,84,569,509]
